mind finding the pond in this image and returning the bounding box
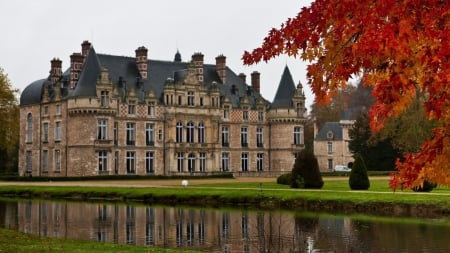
[0,198,449,252]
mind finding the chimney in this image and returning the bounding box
[251,71,260,93]
[50,58,62,85]
[135,46,148,79]
[215,55,226,84]
[81,40,91,58]
[191,53,204,82]
[70,53,84,89]
[238,73,246,83]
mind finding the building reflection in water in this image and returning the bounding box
[0,199,447,252]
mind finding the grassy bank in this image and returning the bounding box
[0,228,200,253]
[0,177,448,218]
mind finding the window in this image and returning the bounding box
[241,127,248,147]
[178,95,182,105]
[296,102,303,117]
[55,122,61,141]
[222,126,229,147]
[257,153,263,171]
[146,208,155,245]
[199,152,206,172]
[241,153,248,172]
[221,153,229,172]
[56,104,61,115]
[100,91,109,107]
[43,122,49,142]
[177,153,184,172]
[188,153,195,172]
[145,123,155,146]
[98,151,108,172]
[54,149,61,172]
[128,101,136,115]
[42,150,49,173]
[25,151,32,172]
[97,119,108,140]
[176,122,183,143]
[256,127,263,147]
[113,122,118,145]
[26,113,33,143]
[44,106,49,115]
[198,122,205,143]
[327,142,333,153]
[126,151,135,174]
[158,129,163,141]
[186,121,194,143]
[199,97,204,106]
[223,106,230,119]
[114,151,119,174]
[147,102,155,116]
[328,159,333,171]
[258,111,264,122]
[146,152,154,174]
[187,91,194,106]
[126,123,135,145]
[242,107,248,120]
[294,126,303,145]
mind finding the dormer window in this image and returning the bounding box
[187,91,194,106]
[327,130,334,139]
[242,107,249,121]
[128,100,136,115]
[100,91,109,107]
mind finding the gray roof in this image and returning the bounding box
[270,66,296,109]
[315,122,343,141]
[21,47,268,108]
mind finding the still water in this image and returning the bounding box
[0,198,449,252]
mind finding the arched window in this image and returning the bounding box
[198,122,205,143]
[186,121,195,143]
[176,122,183,143]
[26,113,33,143]
[188,153,195,172]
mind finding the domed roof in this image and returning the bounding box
[20,78,50,105]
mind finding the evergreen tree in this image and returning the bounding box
[291,149,324,189]
[349,154,370,190]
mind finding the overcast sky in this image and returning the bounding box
[1,0,314,109]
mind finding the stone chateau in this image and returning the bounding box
[19,41,307,177]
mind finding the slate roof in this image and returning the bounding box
[20,47,269,108]
[315,122,343,141]
[270,66,296,109]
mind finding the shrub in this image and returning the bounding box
[412,180,437,192]
[349,154,370,190]
[276,173,292,185]
[291,149,324,189]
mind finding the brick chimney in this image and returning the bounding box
[70,53,84,89]
[81,40,91,58]
[251,71,260,93]
[215,55,226,84]
[135,46,148,79]
[238,73,246,83]
[50,58,62,85]
[192,53,204,82]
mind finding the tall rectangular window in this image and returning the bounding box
[294,126,303,145]
[241,153,248,172]
[221,153,229,172]
[146,151,154,174]
[328,159,333,171]
[26,113,33,143]
[126,123,135,146]
[242,108,248,121]
[126,151,135,174]
[222,126,229,147]
[188,153,195,172]
[256,127,263,147]
[26,151,32,172]
[113,122,118,145]
[241,127,248,147]
[56,104,61,115]
[257,153,263,171]
[55,122,61,141]
[98,151,108,172]
[128,101,136,115]
[97,119,108,140]
[100,91,109,107]
[43,122,49,142]
[42,150,49,173]
[54,149,61,172]
[145,123,155,146]
[258,111,264,122]
[223,106,230,119]
[187,91,195,106]
[198,123,205,143]
[177,153,184,172]
[147,102,155,116]
[146,208,155,245]
[186,122,195,143]
[176,122,183,143]
[327,142,333,153]
[199,152,206,172]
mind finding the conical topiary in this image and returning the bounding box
[291,149,324,189]
[349,153,370,190]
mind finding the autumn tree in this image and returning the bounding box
[243,0,450,189]
[0,67,19,174]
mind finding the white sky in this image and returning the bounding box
[1,0,314,109]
